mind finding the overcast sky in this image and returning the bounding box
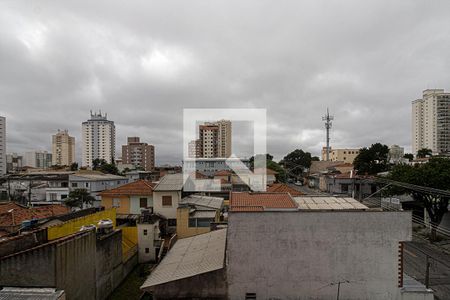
[1,0,449,165]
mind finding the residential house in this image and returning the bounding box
[69,171,128,206]
[266,183,303,196]
[100,180,155,217]
[176,195,224,238]
[152,174,186,228]
[137,212,163,263]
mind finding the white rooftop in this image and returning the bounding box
[294,197,368,210]
[180,195,224,210]
[153,174,185,191]
[141,229,227,290]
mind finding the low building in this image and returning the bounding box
[0,202,69,235]
[266,183,303,196]
[124,170,160,182]
[69,171,128,206]
[226,195,424,300]
[183,157,250,177]
[137,212,163,263]
[140,229,227,299]
[323,172,377,199]
[100,180,155,217]
[321,147,360,164]
[6,153,23,173]
[176,195,224,238]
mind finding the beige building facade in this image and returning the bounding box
[192,120,232,158]
[121,137,155,171]
[321,147,360,164]
[52,129,75,166]
[412,89,450,155]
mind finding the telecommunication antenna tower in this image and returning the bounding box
[322,108,334,161]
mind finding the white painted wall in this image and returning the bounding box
[137,221,160,263]
[227,211,412,300]
[152,191,181,219]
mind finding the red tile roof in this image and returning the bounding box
[230,192,298,212]
[99,180,155,196]
[0,202,70,227]
[266,183,303,196]
[214,170,233,176]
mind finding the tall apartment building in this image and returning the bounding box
[82,111,115,167]
[321,147,360,164]
[0,116,5,175]
[121,137,155,171]
[188,139,202,158]
[412,89,450,155]
[24,150,52,169]
[6,153,23,173]
[52,129,75,166]
[189,120,232,158]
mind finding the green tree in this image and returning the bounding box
[249,154,286,182]
[387,158,450,241]
[70,162,79,171]
[417,148,432,158]
[280,149,315,177]
[403,153,414,161]
[92,158,119,175]
[65,189,96,209]
[353,143,389,175]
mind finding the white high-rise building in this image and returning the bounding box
[82,111,116,167]
[412,89,450,155]
[0,116,5,175]
[24,150,52,169]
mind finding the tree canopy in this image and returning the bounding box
[353,143,389,175]
[92,158,119,175]
[387,157,450,241]
[280,149,315,177]
[65,189,96,209]
[417,148,432,158]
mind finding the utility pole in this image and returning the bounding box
[322,108,334,161]
[425,255,431,288]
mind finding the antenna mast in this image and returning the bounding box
[322,108,334,161]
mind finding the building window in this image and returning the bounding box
[188,218,196,227]
[113,198,120,207]
[197,218,214,227]
[145,248,149,254]
[245,293,256,300]
[85,182,89,188]
[162,195,172,206]
[168,219,177,226]
[49,193,57,201]
[143,229,148,236]
[341,184,349,193]
[61,194,68,199]
[72,182,78,188]
[140,198,147,208]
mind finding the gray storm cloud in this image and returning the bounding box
[1,0,449,164]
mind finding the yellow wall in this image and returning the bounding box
[47,209,116,240]
[121,226,138,261]
[101,195,131,214]
[176,207,220,239]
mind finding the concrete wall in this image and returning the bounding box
[153,191,181,220]
[151,269,227,299]
[55,231,97,300]
[0,230,97,300]
[227,211,412,300]
[137,222,160,262]
[0,228,47,258]
[96,230,123,300]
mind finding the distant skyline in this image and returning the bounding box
[1,1,450,164]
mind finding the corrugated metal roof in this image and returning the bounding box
[153,174,185,191]
[191,210,216,218]
[294,197,368,210]
[141,229,226,290]
[0,288,64,300]
[180,195,224,210]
